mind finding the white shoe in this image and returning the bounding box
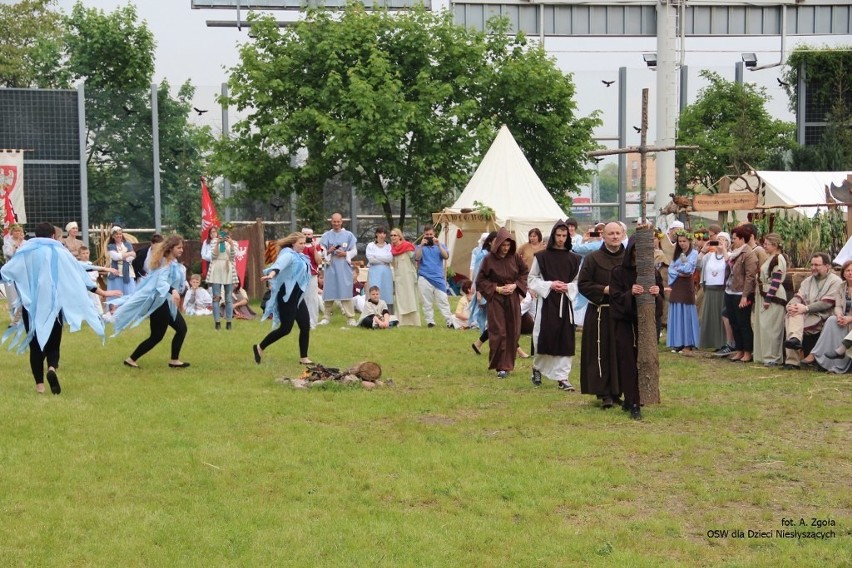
[347,318,357,327]
[318,318,329,325]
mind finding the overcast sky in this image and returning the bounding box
[52,1,849,152]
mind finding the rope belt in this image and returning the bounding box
[593,303,610,378]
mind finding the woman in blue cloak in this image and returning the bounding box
[252,232,312,365]
[113,235,190,369]
[1,222,120,394]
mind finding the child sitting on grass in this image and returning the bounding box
[451,279,474,330]
[358,286,397,329]
[183,274,213,316]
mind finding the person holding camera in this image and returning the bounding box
[319,213,358,326]
[300,227,323,328]
[415,224,453,328]
[208,223,237,330]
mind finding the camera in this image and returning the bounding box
[219,230,227,239]
[305,236,312,244]
[589,231,600,238]
[708,240,719,246]
[426,237,434,246]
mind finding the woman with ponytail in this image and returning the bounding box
[114,235,190,369]
[252,232,312,365]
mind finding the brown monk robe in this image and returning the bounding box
[610,235,664,419]
[476,227,529,377]
[578,222,625,407]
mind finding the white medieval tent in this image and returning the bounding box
[433,125,566,279]
[687,170,851,224]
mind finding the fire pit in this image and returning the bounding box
[276,361,391,389]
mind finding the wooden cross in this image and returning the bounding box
[585,88,699,405]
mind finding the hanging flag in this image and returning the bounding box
[200,176,220,241]
[234,240,250,286]
[2,188,15,236]
[1,150,25,235]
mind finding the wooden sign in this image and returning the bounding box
[692,192,758,212]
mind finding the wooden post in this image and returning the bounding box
[586,88,699,405]
[636,89,660,404]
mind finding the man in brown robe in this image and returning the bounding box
[578,221,625,407]
[476,228,529,379]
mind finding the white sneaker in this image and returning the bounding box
[318,318,329,325]
[347,318,357,327]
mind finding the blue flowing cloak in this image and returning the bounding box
[469,248,489,331]
[111,261,184,336]
[1,238,105,353]
[262,247,311,328]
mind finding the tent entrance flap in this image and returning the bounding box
[432,210,499,279]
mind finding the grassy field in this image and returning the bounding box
[0,302,849,566]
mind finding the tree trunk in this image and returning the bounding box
[634,225,660,404]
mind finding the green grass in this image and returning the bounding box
[0,302,849,566]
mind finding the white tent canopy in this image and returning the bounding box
[757,170,850,217]
[688,170,851,225]
[434,125,566,278]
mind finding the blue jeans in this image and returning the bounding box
[211,282,233,322]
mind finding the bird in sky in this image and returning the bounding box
[633,126,642,133]
[592,156,604,163]
[777,78,790,87]
[602,80,615,87]
[193,107,209,116]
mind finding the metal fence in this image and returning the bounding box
[0,87,84,234]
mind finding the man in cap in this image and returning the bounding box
[660,220,684,258]
[62,221,84,259]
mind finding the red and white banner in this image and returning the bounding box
[200,176,220,241]
[234,240,249,286]
[1,150,26,234]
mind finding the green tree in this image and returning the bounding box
[0,0,67,88]
[156,81,215,236]
[64,2,156,227]
[63,2,213,232]
[215,4,598,229]
[596,162,619,205]
[481,20,600,209]
[782,46,852,171]
[675,70,795,190]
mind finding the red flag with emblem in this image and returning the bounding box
[200,176,220,241]
[1,154,21,236]
[2,190,16,236]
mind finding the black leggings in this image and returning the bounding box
[724,293,753,353]
[22,309,62,385]
[259,284,309,358]
[129,302,187,361]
